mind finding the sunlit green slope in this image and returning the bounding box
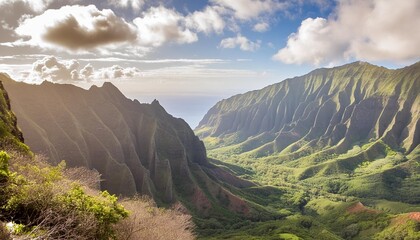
[195,62,420,239]
[197,61,420,203]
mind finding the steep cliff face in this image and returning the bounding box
[1,74,252,215]
[197,62,420,202]
[0,76,24,148]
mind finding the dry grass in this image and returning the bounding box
[115,196,196,240]
[0,221,11,240]
[64,167,101,190]
[2,151,196,240]
[27,208,98,240]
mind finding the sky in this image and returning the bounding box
[0,0,419,128]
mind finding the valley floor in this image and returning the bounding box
[194,141,420,239]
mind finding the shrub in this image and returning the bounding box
[28,207,97,240]
[0,221,11,240]
[1,151,129,239]
[58,185,128,239]
[115,196,195,240]
[0,150,195,240]
[64,167,101,190]
[374,220,420,240]
[323,179,345,194]
[291,191,309,211]
[343,223,360,239]
[0,151,10,180]
[0,151,10,205]
[299,217,313,229]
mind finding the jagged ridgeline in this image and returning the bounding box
[197,61,420,202]
[0,73,254,217]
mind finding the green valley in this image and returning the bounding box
[0,61,418,239]
[195,61,420,239]
[0,0,418,239]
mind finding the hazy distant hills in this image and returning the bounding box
[0,73,253,216]
[197,61,420,203]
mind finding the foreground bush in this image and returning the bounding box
[115,197,195,240]
[0,221,11,240]
[0,150,196,239]
[0,151,128,239]
[58,186,128,239]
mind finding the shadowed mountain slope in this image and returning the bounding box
[1,73,254,217]
[197,61,420,202]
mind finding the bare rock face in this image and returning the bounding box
[197,62,420,156]
[1,74,252,216]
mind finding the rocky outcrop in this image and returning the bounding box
[1,74,252,216]
[197,62,420,157]
[0,76,24,149]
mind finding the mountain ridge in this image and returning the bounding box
[197,61,419,152]
[196,61,419,203]
[0,74,254,218]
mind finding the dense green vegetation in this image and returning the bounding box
[0,150,129,239]
[194,136,420,239]
[195,62,420,239]
[207,140,420,201]
[0,149,195,239]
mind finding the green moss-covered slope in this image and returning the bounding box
[0,76,25,151]
[197,61,420,203]
[198,61,419,153]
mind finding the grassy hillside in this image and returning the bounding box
[197,61,420,203]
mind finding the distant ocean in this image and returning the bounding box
[129,94,224,129]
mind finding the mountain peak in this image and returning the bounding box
[92,81,126,100]
[339,60,381,69]
[151,99,160,105]
[150,98,170,116]
[100,81,119,91]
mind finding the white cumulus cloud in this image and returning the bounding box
[253,22,269,32]
[80,63,94,80]
[31,56,81,82]
[11,4,207,53]
[15,5,138,51]
[186,6,225,34]
[0,0,55,12]
[108,0,146,12]
[29,56,141,83]
[211,0,288,20]
[95,65,141,80]
[133,6,198,47]
[220,34,260,51]
[273,0,420,65]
